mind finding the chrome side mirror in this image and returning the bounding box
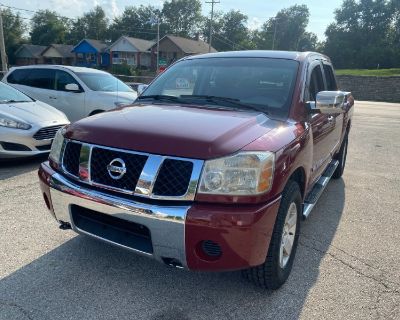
[137,84,148,96]
[65,83,80,92]
[314,91,351,114]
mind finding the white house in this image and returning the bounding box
[109,36,155,68]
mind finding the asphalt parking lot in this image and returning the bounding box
[0,101,399,320]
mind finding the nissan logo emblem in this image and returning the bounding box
[107,158,127,180]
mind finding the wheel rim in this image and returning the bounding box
[279,202,298,269]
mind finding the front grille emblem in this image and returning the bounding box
[107,158,127,180]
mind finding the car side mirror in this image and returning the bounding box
[137,84,148,96]
[65,83,80,92]
[309,91,351,114]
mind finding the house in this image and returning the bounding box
[14,44,47,66]
[151,35,217,67]
[41,44,75,65]
[72,39,109,68]
[109,36,155,69]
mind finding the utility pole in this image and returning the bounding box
[157,17,160,73]
[206,0,220,53]
[0,8,7,73]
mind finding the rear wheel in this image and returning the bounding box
[332,134,348,179]
[242,180,301,289]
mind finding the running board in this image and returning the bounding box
[303,160,339,219]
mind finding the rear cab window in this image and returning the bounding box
[323,64,338,91]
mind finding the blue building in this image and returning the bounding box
[72,39,110,68]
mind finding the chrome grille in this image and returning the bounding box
[90,147,148,192]
[153,159,194,196]
[33,125,64,140]
[61,140,204,201]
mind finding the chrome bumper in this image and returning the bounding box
[49,172,189,267]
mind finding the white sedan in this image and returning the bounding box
[0,82,69,158]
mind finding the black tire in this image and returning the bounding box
[332,134,348,179]
[242,180,302,289]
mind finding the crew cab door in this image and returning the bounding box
[307,61,339,183]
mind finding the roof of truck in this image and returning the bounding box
[185,50,327,62]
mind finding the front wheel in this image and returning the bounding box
[242,180,301,289]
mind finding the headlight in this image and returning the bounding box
[49,128,65,164]
[0,113,31,130]
[198,151,275,195]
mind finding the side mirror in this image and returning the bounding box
[311,91,351,114]
[65,83,80,92]
[137,84,148,96]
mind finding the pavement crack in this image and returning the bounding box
[299,240,400,293]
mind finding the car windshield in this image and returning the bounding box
[141,57,299,118]
[76,72,134,92]
[0,82,32,103]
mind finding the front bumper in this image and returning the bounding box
[39,161,281,271]
[0,123,67,159]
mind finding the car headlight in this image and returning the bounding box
[0,113,31,130]
[198,151,275,195]
[49,128,65,164]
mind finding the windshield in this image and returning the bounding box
[142,57,299,118]
[0,82,32,103]
[76,72,134,92]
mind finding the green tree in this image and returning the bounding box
[162,0,202,37]
[255,5,311,51]
[67,6,108,43]
[30,10,69,45]
[324,0,396,68]
[202,10,255,51]
[2,8,26,64]
[108,5,164,42]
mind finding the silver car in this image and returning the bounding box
[0,82,69,158]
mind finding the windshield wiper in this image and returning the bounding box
[0,100,30,104]
[136,95,189,104]
[180,95,269,114]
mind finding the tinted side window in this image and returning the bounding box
[323,64,337,91]
[55,71,80,91]
[308,65,325,101]
[7,69,31,85]
[26,69,55,90]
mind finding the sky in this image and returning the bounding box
[2,0,344,40]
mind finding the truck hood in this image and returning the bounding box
[65,104,281,159]
[0,100,69,125]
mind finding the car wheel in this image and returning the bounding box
[242,180,301,289]
[332,134,348,179]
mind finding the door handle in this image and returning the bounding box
[49,96,57,99]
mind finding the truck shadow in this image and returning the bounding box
[0,155,47,180]
[0,179,345,320]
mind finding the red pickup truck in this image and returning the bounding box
[38,51,353,289]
